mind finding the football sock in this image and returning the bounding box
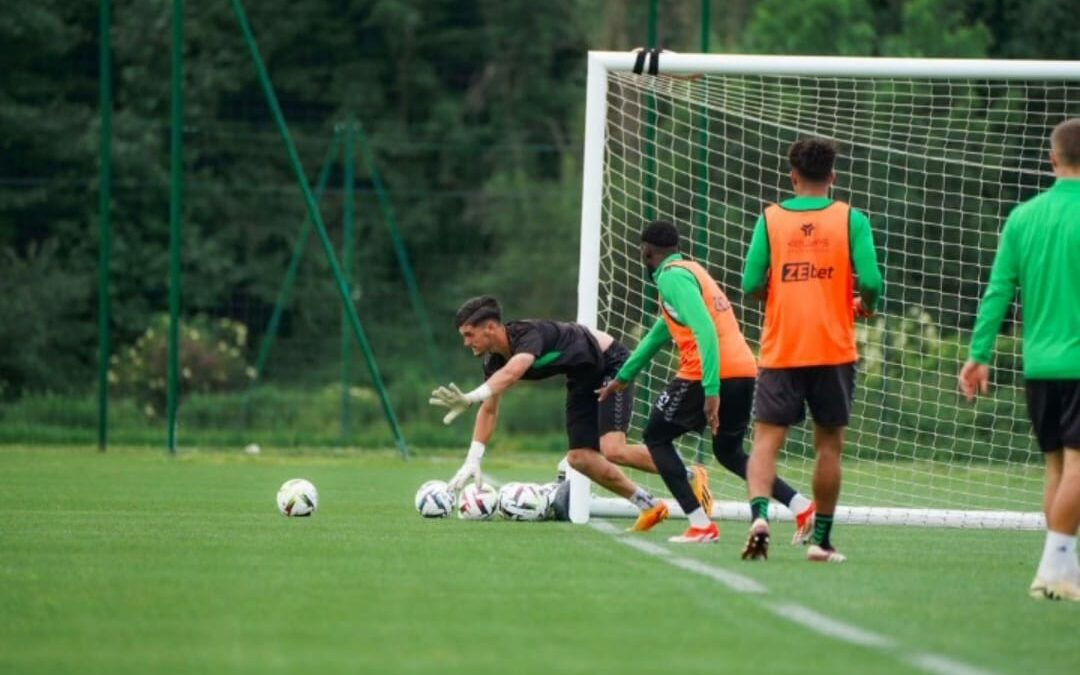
[1037,530,1078,581]
[687,507,711,529]
[750,497,770,522]
[630,488,658,510]
[789,493,812,516]
[812,513,834,549]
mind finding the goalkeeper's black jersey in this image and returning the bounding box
[482,320,604,382]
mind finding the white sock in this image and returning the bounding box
[1036,530,1077,581]
[789,493,812,516]
[687,507,711,529]
[630,488,657,510]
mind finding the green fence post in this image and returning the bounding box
[341,119,355,441]
[693,0,711,466]
[97,0,112,452]
[229,0,408,457]
[356,123,444,379]
[166,0,184,454]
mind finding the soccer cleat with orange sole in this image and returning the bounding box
[807,544,847,563]
[668,522,720,543]
[792,502,816,545]
[741,518,770,560]
[689,464,714,518]
[627,501,669,532]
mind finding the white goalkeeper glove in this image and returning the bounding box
[429,382,492,425]
[448,441,486,492]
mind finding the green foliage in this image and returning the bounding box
[110,315,254,418]
[743,0,877,55]
[0,241,93,398]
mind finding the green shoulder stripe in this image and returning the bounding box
[531,351,562,368]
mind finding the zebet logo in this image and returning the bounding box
[781,262,835,282]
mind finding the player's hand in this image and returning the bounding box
[704,395,720,435]
[429,383,472,425]
[959,360,990,402]
[853,296,875,319]
[448,458,482,493]
[596,378,628,402]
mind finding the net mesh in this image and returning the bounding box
[595,67,1080,525]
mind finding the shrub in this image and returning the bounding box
[111,315,254,417]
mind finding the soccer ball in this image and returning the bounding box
[415,479,454,518]
[458,482,499,520]
[276,478,318,517]
[498,482,547,521]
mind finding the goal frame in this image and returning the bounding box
[571,51,1080,528]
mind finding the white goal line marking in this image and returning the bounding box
[588,520,995,675]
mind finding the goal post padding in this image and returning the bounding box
[573,52,1080,529]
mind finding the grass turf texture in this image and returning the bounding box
[1,446,1076,675]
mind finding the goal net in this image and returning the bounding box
[573,52,1080,529]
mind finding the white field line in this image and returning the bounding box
[587,521,996,675]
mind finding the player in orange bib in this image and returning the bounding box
[599,220,815,544]
[740,138,883,563]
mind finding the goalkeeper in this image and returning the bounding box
[430,296,674,531]
[597,220,816,544]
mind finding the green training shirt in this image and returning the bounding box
[969,178,1080,379]
[616,253,722,395]
[741,196,883,310]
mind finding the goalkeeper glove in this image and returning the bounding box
[429,382,492,425]
[448,441,486,492]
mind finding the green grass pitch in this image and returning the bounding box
[1,446,1076,675]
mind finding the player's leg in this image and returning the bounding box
[640,379,717,541]
[599,434,660,473]
[803,364,856,563]
[1043,447,1080,600]
[743,368,805,560]
[564,377,663,516]
[713,377,815,543]
[1030,380,1080,600]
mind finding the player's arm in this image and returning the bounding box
[429,353,535,425]
[447,394,501,492]
[962,214,1021,400]
[616,318,670,381]
[598,318,669,401]
[850,210,884,313]
[661,268,721,395]
[741,215,770,301]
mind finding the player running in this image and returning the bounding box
[741,137,883,563]
[598,220,816,544]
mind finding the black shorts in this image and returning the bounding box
[1025,379,1080,453]
[754,363,856,427]
[565,341,635,450]
[645,377,755,436]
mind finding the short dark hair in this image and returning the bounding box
[1051,118,1080,167]
[640,219,679,249]
[788,137,838,182]
[455,295,502,328]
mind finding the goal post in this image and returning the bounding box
[574,51,1080,529]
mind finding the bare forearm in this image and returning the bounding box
[472,397,499,444]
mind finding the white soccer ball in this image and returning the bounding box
[498,482,547,521]
[458,482,499,520]
[415,479,454,518]
[276,478,318,517]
